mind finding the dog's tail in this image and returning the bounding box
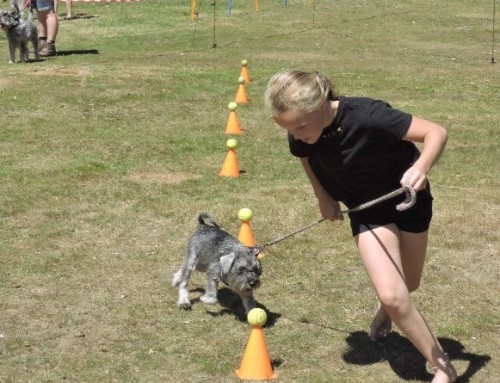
[11,0,21,12]
[197,213,220,228]
[24,0,35,22]
[27,7,35,23]
[13,0,34,16]
[10,0,31,22]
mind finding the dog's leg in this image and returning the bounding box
[32,35,40,61]
[8,41,15,64]
[174,267,193,309]
[241,295,256,314]
[20,42,28,63]
[200,265,219,305]
[172,269,182,287]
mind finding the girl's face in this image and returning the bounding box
[273,101,334,145]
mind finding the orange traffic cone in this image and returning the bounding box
[240,59,251,83]
[235,77,249,105]
[238,208,265,259]
[235,313,276,380]
[225,102,243,135]
[239,221,256,246]
[219,139,240,178]
[238,208,256,246]
[240,222,265,259]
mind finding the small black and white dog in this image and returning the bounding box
[0,1,39,63]
[172,213,263,314]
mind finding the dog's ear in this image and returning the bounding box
[8,9,19,23]
[11,0,20,12]
[250,247,261,258]
[220,252,236,276]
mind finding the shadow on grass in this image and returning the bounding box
[20,50,97,63]
[343,331,491,382]
[202,287,281,326]
[56,49,99,57]
[59,13,96,21]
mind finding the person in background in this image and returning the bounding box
[31,0,59,57]
[55,0,73,20]
[264,69,458,383]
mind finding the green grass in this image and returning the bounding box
[0,0,498,382]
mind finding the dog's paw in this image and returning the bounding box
[177,299,192,310]
[200,295,218,305]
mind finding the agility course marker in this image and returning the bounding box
[492,0,497,63]
[238,218,256,247]
[219,139,240,178]
[59,0,145,2]
[235,311,276,380]
[235,77,249,105]
[225,102,243,135]
[240,60,252,83]
[191,0,197,20]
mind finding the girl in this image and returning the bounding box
[265,70,457,383]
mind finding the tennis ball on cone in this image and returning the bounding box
[227,138,238,149]
[247,308,267,327]
[238,76,246,84]
[241,59,248,66]
[238,208,253,222]
[228,102,238,111]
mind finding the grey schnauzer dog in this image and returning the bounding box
[172,213,262,314]
[0,1,39,63]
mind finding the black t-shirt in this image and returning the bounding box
[289,96,422,209]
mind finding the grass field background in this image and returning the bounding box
[0,0,498,382]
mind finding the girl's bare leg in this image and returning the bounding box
[369,228,428,341]
[356,224,457,382]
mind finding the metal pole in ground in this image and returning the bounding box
[492,0,497,63]
[212,1,217,48]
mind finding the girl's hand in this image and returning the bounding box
[318,195,344,221]
[401,166,427,191]
[298,157,344,221]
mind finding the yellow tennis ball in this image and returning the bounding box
[241,59,248,66]
[228,101,238,111]
[238,76,246,84]
[247,308,267,327]
[238,208,253,222]
[226,138,238,149]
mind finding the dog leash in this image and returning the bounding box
[22,0,31,11]
[257,185,416,250]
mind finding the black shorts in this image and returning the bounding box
[348,189,433,237]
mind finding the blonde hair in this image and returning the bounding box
[264,70,335,116]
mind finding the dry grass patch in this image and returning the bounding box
[124,171,200,185]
